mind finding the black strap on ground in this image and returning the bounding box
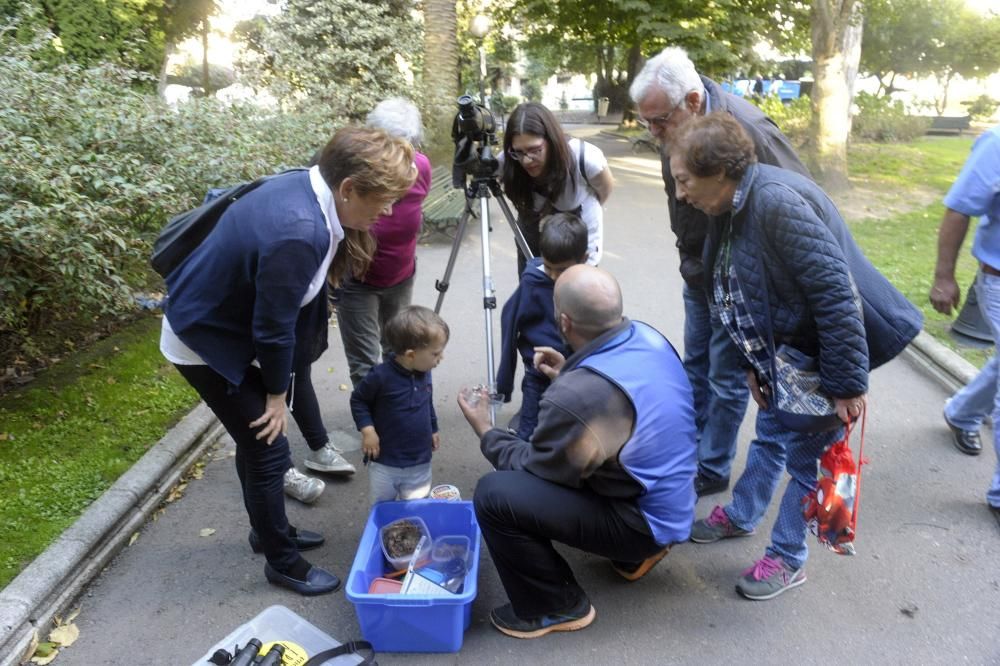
[302,640,377,666]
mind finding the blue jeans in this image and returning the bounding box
[971,272,1000,508]
[724,408,843,570]
[368,461,432,505]
[682,283,750,480]
[335,273,415,387]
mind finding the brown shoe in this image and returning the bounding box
[611,546,671,582]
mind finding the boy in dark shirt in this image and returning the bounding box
[351,306,450,505]
[497,212,589,439]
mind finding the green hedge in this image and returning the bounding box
[0,26,340,367]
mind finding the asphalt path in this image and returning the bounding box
[52,129,1000,665]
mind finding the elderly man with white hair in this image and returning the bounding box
[629,46,810,499]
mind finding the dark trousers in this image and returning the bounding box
[474,470,663,618]
[176,364,301,571]
[516,370,549,440]
[289,362,328,452]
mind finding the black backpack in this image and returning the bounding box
[150,168,307,278]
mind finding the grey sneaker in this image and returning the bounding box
[690,505,754,543]
[735,555,806,600]
[283,467,325,504]
[304,443,356,474]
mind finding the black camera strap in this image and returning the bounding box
[302,640,376,665]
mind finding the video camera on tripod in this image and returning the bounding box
[433,96,534,425]
[451,94,499,189]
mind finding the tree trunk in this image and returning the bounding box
[201,18,210,95]
[157,39,174,101]
[422,0,459,154]
[807,0,861,193]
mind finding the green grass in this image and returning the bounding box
[0,314,198,587]
[845,135,991,367]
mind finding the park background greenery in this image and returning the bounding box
[0,0,997,588]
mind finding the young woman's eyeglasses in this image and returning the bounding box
[508,144,546,162]
[636,102,682,129]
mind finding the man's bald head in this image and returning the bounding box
[554,265,624,342]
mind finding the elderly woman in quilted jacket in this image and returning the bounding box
[673,113,921,600]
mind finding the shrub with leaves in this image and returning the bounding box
[851,92,931,143]
[235,0,420,118]
[751,95,812,147]
[0,18,340,368]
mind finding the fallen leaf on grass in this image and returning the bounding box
[49,623,80,647]
[199,528,216,537]
[128,532,139,546]
[0,432,9,441]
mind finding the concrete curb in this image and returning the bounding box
[0,404,223,666]
[905,330,980,392]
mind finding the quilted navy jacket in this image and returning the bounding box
[704,163,922,399]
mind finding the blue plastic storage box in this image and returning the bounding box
[345,499,481,653]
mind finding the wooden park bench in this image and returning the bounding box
[925,115,971,135]
[421,165,467,239]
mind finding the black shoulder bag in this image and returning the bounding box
[150,168,307,278]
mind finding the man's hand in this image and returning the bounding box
[361,426,380,460]
[747,370,769,410]
[930,276,961,315]
[249,392,287,445]
[533,346,566,380]
[930,208,971,315]
[834,394,867,424]
[432,431,440,452]
[457,386,492,438]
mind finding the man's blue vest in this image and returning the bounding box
[579,321,697,545]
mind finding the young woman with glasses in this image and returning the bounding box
[500,103,614,276]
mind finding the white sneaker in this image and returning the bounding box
[283,467,325,504]
[305,443,357,474]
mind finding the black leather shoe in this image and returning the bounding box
[264,563,341,596]
[694,474,729,497]
[943,413,983,456]
[249,528,325,554]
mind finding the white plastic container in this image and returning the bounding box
[192,605,362,665]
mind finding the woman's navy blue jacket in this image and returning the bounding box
[165,171,331,395]
[703,163,922,399]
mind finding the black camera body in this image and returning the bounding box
[452,95,500,189]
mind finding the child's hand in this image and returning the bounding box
[361,426,380,461]
[432,432,440,451]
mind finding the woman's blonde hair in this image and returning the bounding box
[317,126,416,286]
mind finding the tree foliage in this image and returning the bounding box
[235,0,420,118]
[500,0,794,114]
[861,0,959,95]
[862,0,1000,110]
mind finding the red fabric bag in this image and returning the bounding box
[802,408,867,556]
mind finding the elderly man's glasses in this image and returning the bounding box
[637,102,682,129]
[508,144,546,162]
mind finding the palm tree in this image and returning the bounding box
[423,0,460,151]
